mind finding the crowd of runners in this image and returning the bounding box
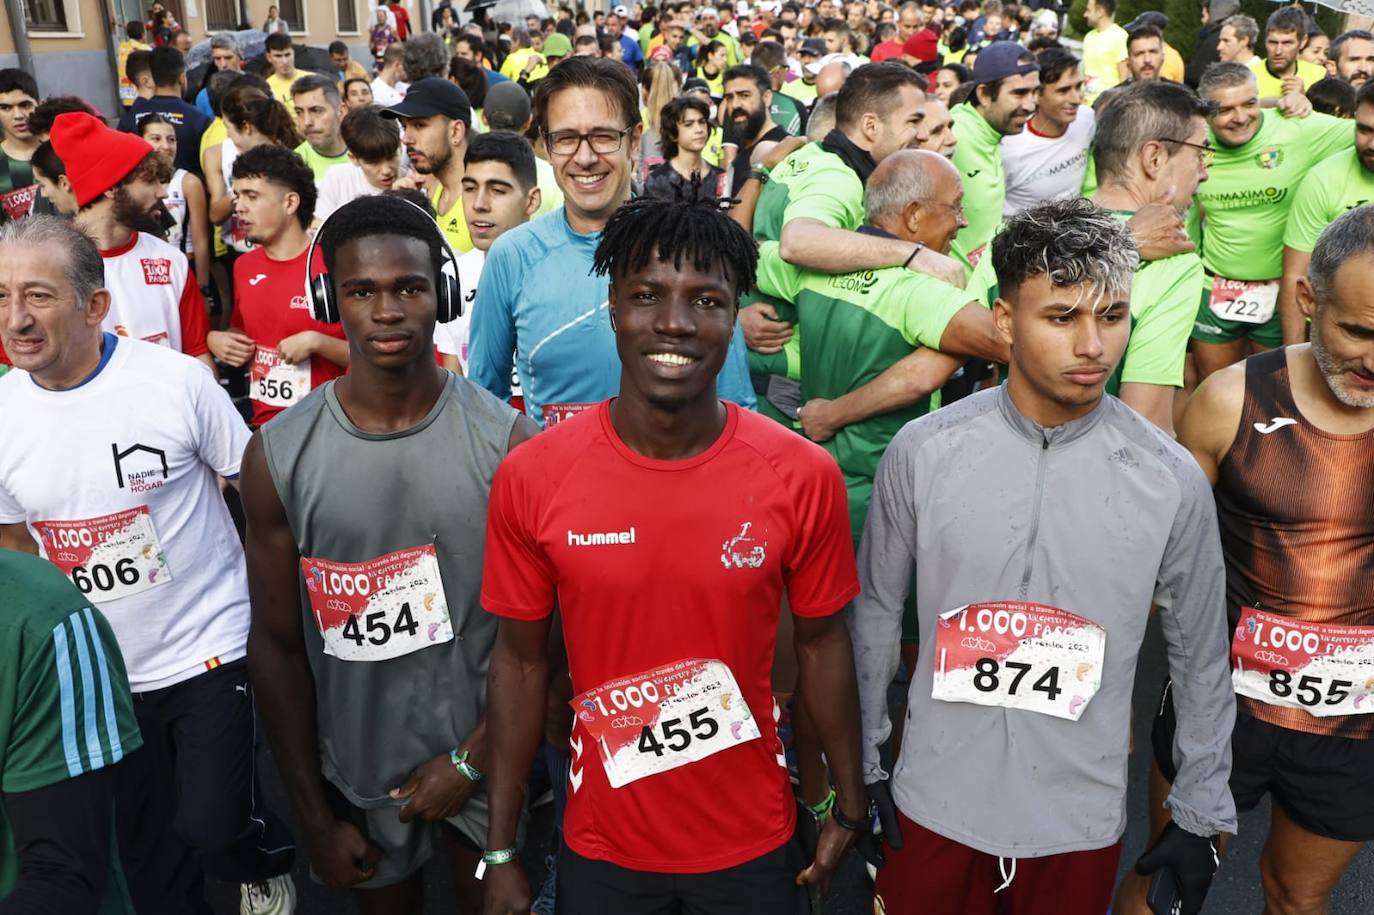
[0,0,1372,914]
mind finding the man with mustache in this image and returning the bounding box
[1329,29,1374,88]
[721,63,792,196]
[53,112,212,370]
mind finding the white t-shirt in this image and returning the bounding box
[101,231,208,355]
[0,336,252,690]
[316,163,386,221]
[164,168,188,253]
[434,246,484,373]
[371,77,408,108]
[1000,106,1097,216]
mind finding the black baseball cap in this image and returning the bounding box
[380,77,473,122]
[1124,11,1168,31]
[799,37,826,56]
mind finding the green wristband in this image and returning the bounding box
[482,847,517,866]
[808,788,836,820]
[450,748,484,783]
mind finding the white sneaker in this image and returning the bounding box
[240,874,297,915]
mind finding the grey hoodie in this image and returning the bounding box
[851,385,1237,857]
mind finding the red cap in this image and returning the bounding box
[902,28,939,63]
[50,112,154,209]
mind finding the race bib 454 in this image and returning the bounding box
[1232,607,1374,716]
[572,659,760,788]
[34,507,171,601]
[932,601,1107,721]
[301,545,453,662]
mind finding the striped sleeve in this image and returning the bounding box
[1,608,142,794]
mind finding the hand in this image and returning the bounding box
[277,331,319,364]
[391,174,419,190]
[798,398,839,442]
[389,753,481,823]
[755,134,806,171]
[206,329,255,367]
[906,247,966,288]
[855,778,903,870]
[1280,74,1304,97]
[483,862,532,915]
[1277,90,1312,119]
[1127,202,1194,262]
[739,301,793,353]
[795,809,860,896]
[303,817,383,888]
[1134,821,1221,915]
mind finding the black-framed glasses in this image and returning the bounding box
[543,124,635,156]
[1161,137,1215,166]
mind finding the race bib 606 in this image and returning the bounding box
[34,507,171,601]
[301,545,453,662]
[932,601,1107,721]
[1209,276,1278,325]
[572,659,760,788]
[1232,607,1374,716]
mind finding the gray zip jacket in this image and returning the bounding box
[851,386,1237,856]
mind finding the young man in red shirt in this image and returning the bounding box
[481,193,868,914]
[207,145,347,426]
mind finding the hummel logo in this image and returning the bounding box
[248,274,268,286]
[567,527,636,546]
[1254,417,1298,434]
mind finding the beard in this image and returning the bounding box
[1311,314,1374,408]
[723,104,767,147]
[113,185,167,236]
[411,143,451,176]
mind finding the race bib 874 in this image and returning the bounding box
[932,601,1107,721]
[1232,607,1374,716]
[301,545,454,662]
[34,507,171,601]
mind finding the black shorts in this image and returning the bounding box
[1152,678,1374,842]
[557,835,808,915]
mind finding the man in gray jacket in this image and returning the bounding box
[851,198,1237,915]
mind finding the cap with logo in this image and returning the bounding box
[50,112,155,209]
[379,77,473,123]
[970,41,1038,86]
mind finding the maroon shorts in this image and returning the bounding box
[873,813,1121,915]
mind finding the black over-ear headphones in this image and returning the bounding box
[306,197,464,326]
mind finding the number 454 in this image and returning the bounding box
[340,602,419,646]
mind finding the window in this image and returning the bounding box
[204,0,236,31]
[23,0,68,31]
[337,0,357,32]
[278,0,305,32]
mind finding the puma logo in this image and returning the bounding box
[1254,417,1298,434]
[235,683,249,695]
[248,274,268,286]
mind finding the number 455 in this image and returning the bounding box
[637,708,719,756]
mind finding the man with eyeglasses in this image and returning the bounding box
[1190,62,1353,381]
[468,57,756,429]
[1090,81,1211,434]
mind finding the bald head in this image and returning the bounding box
[866,149,966,253]
[815,61,852,98]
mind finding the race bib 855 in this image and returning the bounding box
[1232,607,1374,716]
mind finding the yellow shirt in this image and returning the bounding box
[1248,58,1325,98]
[432,183,473,253]
[499,48,548,82]
[118,39,151,107]
[1082,22,1128,101]
[266,70,318,123]
[1162,42,1185,83]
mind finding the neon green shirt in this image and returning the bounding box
[1082,23,1127,101]
[0,551,142,913]
[431,183,473,253]
[1197,110,1352,280]
[1247,58,1326,99]
[770,92,805,136]
[780,79,818,104]
[755,237,970,539]
[950,102,1005,273]
[1283,150,1374,254]
[293,141,350,181]
[754,140,865,244]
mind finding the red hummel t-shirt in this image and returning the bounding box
[231,247,346,426]
[482,400,859,873]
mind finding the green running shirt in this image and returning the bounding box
[1198,111,1352,280]
[950,103,1006,273]
[1283,150,1374,253]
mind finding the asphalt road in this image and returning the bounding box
[208,613,1373,914]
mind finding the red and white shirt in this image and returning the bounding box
[101,232,209,357]
[483,401,859,873]
[231,247,346,426]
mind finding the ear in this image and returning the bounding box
[1295,275,1318,322]
[1139,139,1165,182]
[450,117,468,149]
[902,199,923,235]
[607,283,619,329]
[524,186,542,217]
[283,189,300,217]
[85,289,113,326]
[992,295,1015,348]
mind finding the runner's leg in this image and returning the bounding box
[872,813,996,915]
[1258,804,1363,915]
[439,821,486,913]
[1002,842,1121,915]
[351,873,425,915]
[1191,339,1249,382]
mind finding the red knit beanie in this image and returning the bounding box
[50,112,155,209]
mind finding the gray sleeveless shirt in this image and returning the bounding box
[261,373,517,807]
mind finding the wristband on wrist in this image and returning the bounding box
[902,242,925,269]
[808,788,835,819]
[831,799,871,832]
[748,167,769,185]
[482,847,517,865]
[450,748,484,782]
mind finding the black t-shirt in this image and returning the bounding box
[729,124,791,198]
[643,160,726,201]
[116,96,211,176]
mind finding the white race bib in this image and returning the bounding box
[34,507,171,601]
[932,601,1107,721]
[301,545,454,662]
[572,659,761,788]
[251,349,312,408]
[1232,607,1374,716]
[1208,276,1278,325]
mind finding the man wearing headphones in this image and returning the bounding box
[205,145,348,427]
[241,193,539,913]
